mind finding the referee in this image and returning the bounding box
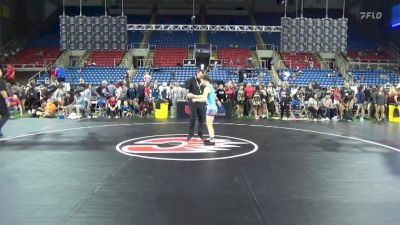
[185,69,205,141]
[0,68,10,138]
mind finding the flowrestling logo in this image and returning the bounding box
[116,134,258,161]
[360,12,383,20]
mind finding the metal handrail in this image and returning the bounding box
[347,58,398,64]
[28,62,53,84]
[114,58,128,67]
[278,60,292,69]
[137,59,153,68]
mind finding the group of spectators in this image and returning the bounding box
[2,65,400,122]
[3,74,191,120]
[213,80,400,122]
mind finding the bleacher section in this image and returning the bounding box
[209,67,271,84]
[65,67,128,84]
[150,16,199,47]
[135,67,197,83]
[206,16,256,48]
[280,53,321,69]
[281,69,344,87]
[134,67,271,84]
[217,48,252,68]
[5,48,61,68]
[150,31,199,48]
[254,13,281,47]
[347,51,393,62]
[350,70,400,86]
[88,51,125,67]
[27,22,60,48]
[347,21,378,51]
[127,16,150,44]
[154,48,187,67]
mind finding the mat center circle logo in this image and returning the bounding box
[116,134,258,161]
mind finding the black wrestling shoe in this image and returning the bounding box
[203,139,216,146]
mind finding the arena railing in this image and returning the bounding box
[137,59,153,68]
[278,60,291,69]
[115,59,128,68]
[28,62,53,84]
[256,44,278,51]
[347,58,399,65]
[249,46,257,51]
[347,61,399,70]
[387,41,400,59]
[129,43,152,49]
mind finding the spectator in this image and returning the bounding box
[6,65,16,83]
[62,92,74,116]
[364,86,374,119]
[107,96,119,118]
[235,83,245,118]
[8,95,23,117]
[339,83,355,121]
[373,86,387,121]
[355,86,366,119]
[127,83,137,105]
[120,100,133,117]
[96,81,109,98]
[72,92,87,118]
[308,94,320,120]
[144,72,152,86]
[252,87,262,119]
[25,81,38,114]
[244,83,255,116]
[50,67,57,83]
[107,82,116,97]
[41,99,57,118]
[55,67,66,83]
[152,83,160,100]
[215,84,226,103]
[225,82,236,103]
[279,83,291,120]
[321,94,338,120]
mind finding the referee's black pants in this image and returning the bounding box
[0,98,10,133]
[188,102,205,138]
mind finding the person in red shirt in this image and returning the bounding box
[8,94,23,117]
[244,83,256,116]
[143,85,153,117]
[50,67,57,83]
[6,65,16,83]
[225,82,236,103]
[107,96,119,118]
[144,85,152,102]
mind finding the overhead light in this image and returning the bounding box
[392,22,400,28]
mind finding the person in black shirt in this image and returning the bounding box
[279,83,291,120]
[339,83,355,121]
[339,83,354,121]
[364,86,373,119]
[185,69,205,141]
[215,84,226,102]
[0,69,10,138]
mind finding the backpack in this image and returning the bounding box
[161,89,167,99]
[253,91,261,106]
[237,90,245,103]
